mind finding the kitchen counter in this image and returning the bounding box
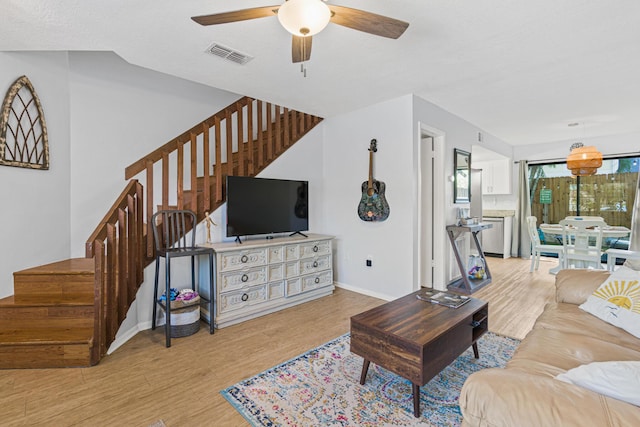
[483,209,515,218]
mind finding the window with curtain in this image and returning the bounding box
[528,156,639,251]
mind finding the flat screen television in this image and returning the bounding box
[226,176,309,240]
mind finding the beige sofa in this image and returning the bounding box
[460,269,640,426]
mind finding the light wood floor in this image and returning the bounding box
[0,256,557,427]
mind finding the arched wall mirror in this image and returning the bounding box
[454,149,471,204]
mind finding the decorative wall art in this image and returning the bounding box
[0,75,50,170]
[357,139,390,222]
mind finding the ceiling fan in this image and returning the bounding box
[191,0,409,64]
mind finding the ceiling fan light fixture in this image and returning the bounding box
[277,0,331,37]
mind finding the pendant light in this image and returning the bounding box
[567,143,603,176]
[566,122,602,176]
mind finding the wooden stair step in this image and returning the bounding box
[13,258,95,303]
[0,326,93,345]
[0,325,93,368]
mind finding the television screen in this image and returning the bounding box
[226,176,309,237]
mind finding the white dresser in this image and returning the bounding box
[202,234,334,328]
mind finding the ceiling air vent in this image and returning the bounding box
[206,43,253,65]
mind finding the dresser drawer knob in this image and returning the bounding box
[241,293,249,302]
[314,277,320,284]
[313,261,318,268]
[240,255,249,263]
[241,274,249,282]
[313,245,319,252]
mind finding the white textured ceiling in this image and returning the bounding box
[2,0,640,145]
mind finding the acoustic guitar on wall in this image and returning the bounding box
[357,139,390,222]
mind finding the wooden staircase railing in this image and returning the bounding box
[81,96,322,363]
[85,179,144,362]
[124,96,323,258]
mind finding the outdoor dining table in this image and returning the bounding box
[538,223,631,273]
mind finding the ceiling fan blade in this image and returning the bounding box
[191,6,280,26]
[328,5,409,39]
[292,36,312,63]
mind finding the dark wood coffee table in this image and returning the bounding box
[350,289,488,417]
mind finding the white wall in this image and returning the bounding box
[68,51,240,256]
[320,93,514,300]
[0,52,72,299]
[322,95,414,300]
[514,131,640,162]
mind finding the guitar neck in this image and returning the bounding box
[368,150,374,190]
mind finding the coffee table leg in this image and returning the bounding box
[472,342,479,359]
[359,359,371,385]
[413,383,421,417]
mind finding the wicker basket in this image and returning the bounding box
[160,299,201,338]
[170,315,200,338]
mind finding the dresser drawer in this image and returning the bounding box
[300,254,331,275]
[219,248,268,272]
[268,281,285,300]
[219,266,267,292]
[299,240,332,259]
[268,263,284,282]
[286,270,332,297]
[219,285,268,314]
[285,261,300,279]
[301,270,333,292]
[268,246,285,264]
[284,240,332,261]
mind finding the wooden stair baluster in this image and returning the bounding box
[257,100,264,169]
[203,124,211,213]
[247,100,254,175]
[215,116,222,202]
[177,141,184,209]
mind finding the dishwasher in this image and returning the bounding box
[482,217,504,256]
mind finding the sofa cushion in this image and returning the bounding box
[555,269,610,305]
[580,266,640,338]
[556,361,640,407]
[460,368,640,427]
[533,302,640,352]
[507,327,640,377]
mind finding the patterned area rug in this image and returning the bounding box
[221,332,519,426]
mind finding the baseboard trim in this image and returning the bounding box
[106,322,150,355]
[333,281,394,302]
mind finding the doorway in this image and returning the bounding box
[420,135,434,287]
[417,125,446,290]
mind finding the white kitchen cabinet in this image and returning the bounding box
[476,158,512,195]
